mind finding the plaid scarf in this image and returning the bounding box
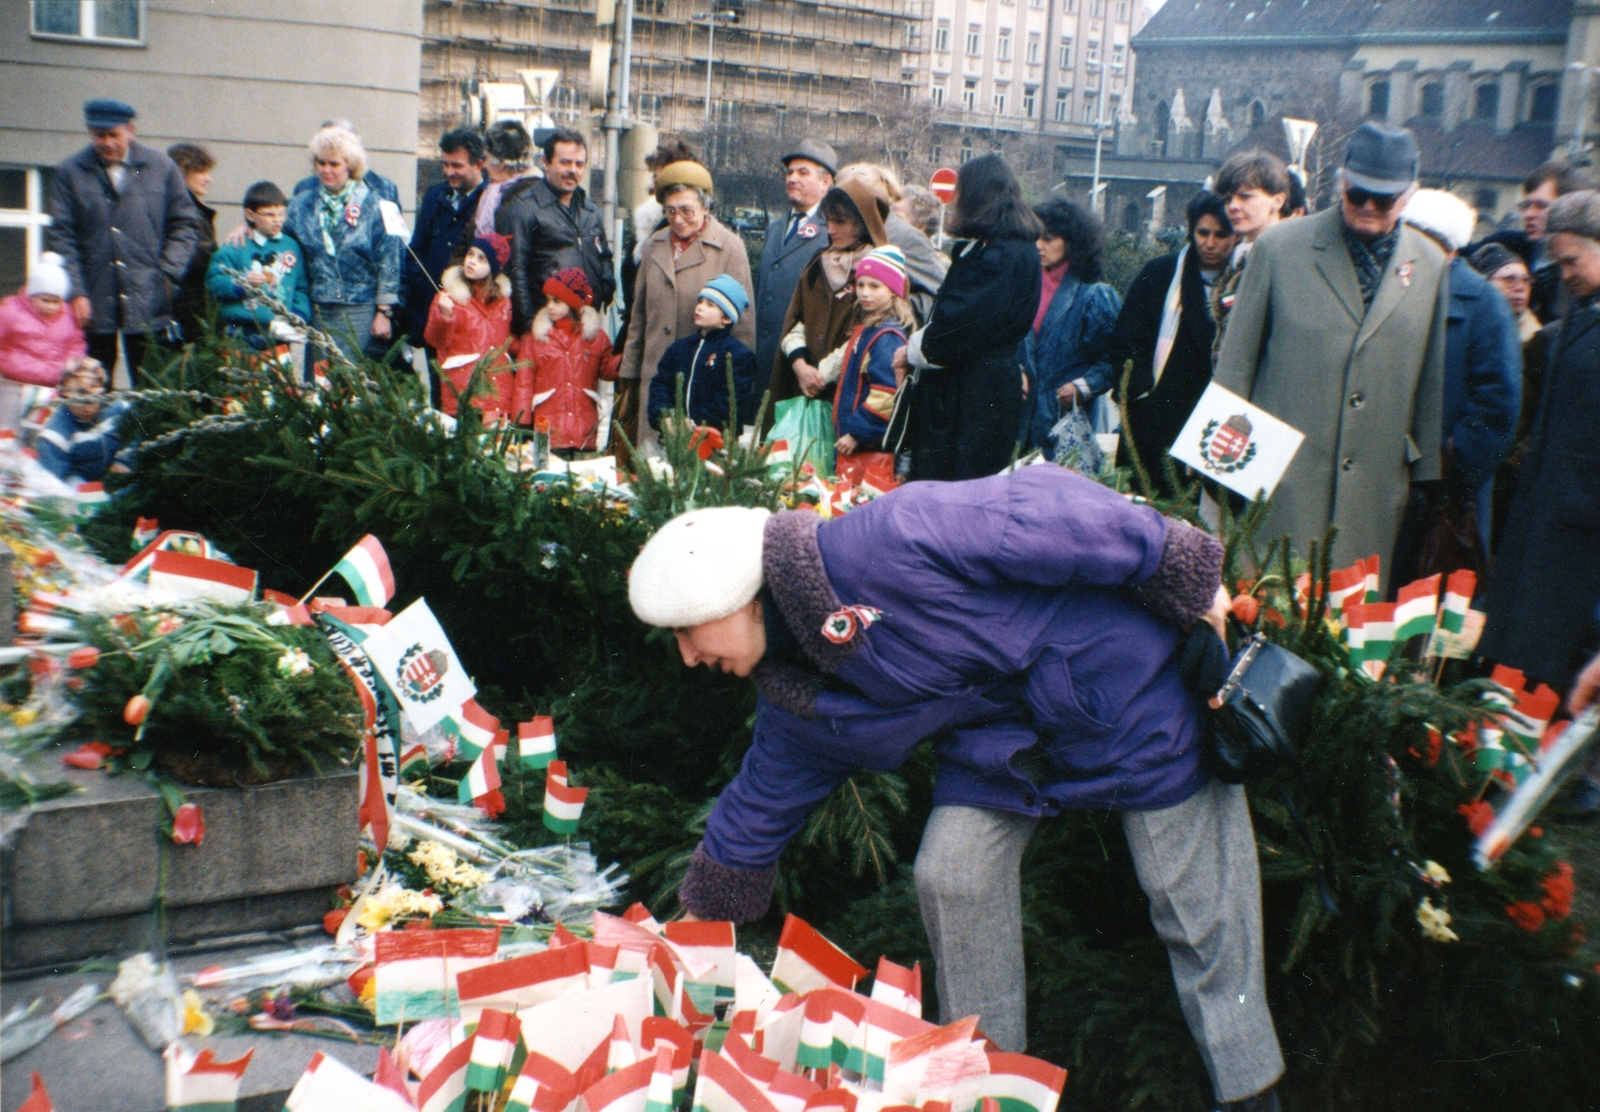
[318,181,355,255]
[1344,223,1401,310]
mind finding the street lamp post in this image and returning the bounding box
[695,11,737,128]
[1088,60,1124,220]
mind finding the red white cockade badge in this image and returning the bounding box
[1396,261,1413,288]
[822,605,883,644]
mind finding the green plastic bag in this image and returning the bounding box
[764,396,836,478]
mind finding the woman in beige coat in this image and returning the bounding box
[617,161,755,451]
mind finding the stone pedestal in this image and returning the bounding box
[2,747,359,969]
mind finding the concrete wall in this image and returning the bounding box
[0,0,421,255]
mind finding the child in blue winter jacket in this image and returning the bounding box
[37,358,128,483]
[831,246,913,461]
[205,181,311,349]
[647,274,759,434]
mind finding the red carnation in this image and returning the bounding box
[690,426,725,460]
[1231,594,1260,624]
[66,647,99,669]
[1541,861,1575,920]
[62,741,112,770]
[323,908,348,935]
[1458,800,1494,836]
[1505,901,1546,933]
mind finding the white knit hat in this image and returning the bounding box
[26,252,69,299]
[1401,189,1476,253]
[629,506,771,628]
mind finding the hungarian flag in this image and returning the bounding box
[607,1013,639,1074]
[769,914,868,995]
[508,1051,579,1112]
[1358,602,1396,679]
[448,698,500,759]
[796,993,835,1071]
[457,944,591,1019]
[642,1046,678,1112]
[18,1072,54,1112]
[459,744,504,816]
[622,902,662,930]
[869,956,922,1018]
[373,1047,414,1106]
[648,943,686,1022]
[882,1018,987,1110]
[520,716,559,769]
[1393,574,1440,642]
[331,534,396,608]
[579,1050,656,1112]
[75,480,108,505]
[418,1035,478,1112]
[468,1008,522,1092]
[587,941,621,987]
[263,588,314,627]
[692,1049,782,1112]
[400,744,430,779]
[1438,569,1476,633]
[373,927,500,1025]
[1362,555,1381,603]
[859,994,933,1082]
[165,1045,254,1112]
[664,919,738,1008]
[133,516,161,549]
[149,549,258,603]
[979,1053,1068,1112]
[544,763,589,834]
[640,1017,695,1099]
[765,440,794,468]
[283,1051,414,1112]
[1343,603,1368,668]
[1498,684,1562,785]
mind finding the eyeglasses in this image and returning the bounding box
[1517,198,1553,213]
[1344,186,1402,212]
[663,205,703,219]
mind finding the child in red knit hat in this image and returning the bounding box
[515,266,620,450]
[424,234,516,421]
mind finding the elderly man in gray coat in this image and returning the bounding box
[47,99,200,383]
[753,140,836,386]
[1214,123,1447,592]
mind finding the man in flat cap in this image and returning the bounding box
[47,99,201,382]
[1214,122,1448,592]
[753,139,837,386]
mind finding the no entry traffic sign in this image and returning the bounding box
[930,167,957,204]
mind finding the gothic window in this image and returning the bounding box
[1530,83,1559,123]
[1368,80,1390,118]
[1474,82,1499,121]
[1419,82,1443,117]
[1250,99,1265,129]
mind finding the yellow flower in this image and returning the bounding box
[181,989,215,1036]
[1417,897,1459,943]
[12,707,37,727]
[1423,860,1451,886]
[408,841,489,890]
[357,884,445,930]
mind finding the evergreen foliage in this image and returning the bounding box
[86,331,1600,1111]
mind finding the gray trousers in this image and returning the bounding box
[913,779,1284,1103]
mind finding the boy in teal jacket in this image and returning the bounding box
[205,181,310,348]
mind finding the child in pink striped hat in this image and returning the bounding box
[829,245,915,486]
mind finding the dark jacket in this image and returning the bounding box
[905,236,1041,481]
[46,142,201,336]
[834,320,906,448]
[171,193,216,341]
[1440,257,1520,495]
[1480,295,1600,688]
[37,399,130,482]
[755,208,829,385]
[1020,272,1121,454]
[646,326,759,432]
[404,180,484,345]
[497,177,615,333]
[1107,249,1219,485]
[675,466,1224,921]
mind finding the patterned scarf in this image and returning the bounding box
[670,221,704,259]
[1344,223,1401,310]
[318,181,355,255]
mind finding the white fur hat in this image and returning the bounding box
[26,252,69,299]
[629,506,771,628]
[1401,189,1476,253]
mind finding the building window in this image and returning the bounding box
[963,78,979,110]
[1055,87,1071,121]
[1024,85,1038,117]
[1059,37,1074,68]
[966,24,982,56]
[1530,83,1559,123]
[994,91,1008,114]
[960,138,974,163]
[1086,39,1100,65]
[0,167,55,299]
[930,143,942,163]
[934,21,950,52]
[1473,187,1498,215]
[1116,0,1128,19]
[931,80,947,106]
[1474,82,1500,121]
[997,30,1012,60]
[1123,202,1142,232]
[1064,0,1075,11]
[1026,34,1041,64]
[1368,79,1390,118]
[904,23,921,48]
[1091,0,1103,14]
[31,0,142,42]
[1030,0,1044,11]
[1083,94,1099,122]
[1249,98,1265,128]
[1419,82,1443,117]
[1111,44,1124,70]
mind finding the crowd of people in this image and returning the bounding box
[5,95,1600,1112]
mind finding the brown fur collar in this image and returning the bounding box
[441,266,511,306]
[531,304,601,343]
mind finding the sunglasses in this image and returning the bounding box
[1344,186,1402,212]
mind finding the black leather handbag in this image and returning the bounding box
[1206,633,1326,784]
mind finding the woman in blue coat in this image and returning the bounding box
[1021,200,1122,457]
[629,467,1285,1112]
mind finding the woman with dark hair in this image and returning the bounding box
[1209,150,1292,360]
[892,154,1043,481]
[1021,199,1122,457]
[1107,190,1237,489]
[768,180,890,405]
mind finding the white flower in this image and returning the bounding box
[277,648,315,676]
[1423,860,1451,886]
[1417,897,1459,943]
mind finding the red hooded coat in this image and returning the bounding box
[423,267,515,419]
[515,304,620,449]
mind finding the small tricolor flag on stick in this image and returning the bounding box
[418,1035,477,1112]
[580,1051,657,1112]
[507,1051,579,1112]
[448,698,500,760]
[331,534,396,608]
[663,919,738,1005]
[1362,555,1381,603]
[1357,602,1396,680]
[691,1047,782,1112]
[769,914,868,995]
[149,549,258,604]
[1393,574,1440,643]
[373,927,500,1025]
[796,993,835,1071]
[1326,562,1366,618]
[869,955,923,1018]
[400,744,430,779]
[165,1045,254,1112]
[1437,569,1476,634]
[979,1053,1069,1112]
[544,761,589,834]
[133,516,160,549]
[467,1008,522,1093]
[520,716,559,769]
[459,744,504,816]
[456,942,591,1019]
[643,1045,677,1112]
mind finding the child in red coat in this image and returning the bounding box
[515,267,620,451]
[423,235,515,421]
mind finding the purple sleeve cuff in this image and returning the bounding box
[678,844,778,923]
[1132,519,1224,628]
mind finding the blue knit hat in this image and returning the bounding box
[698,274,750,325]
